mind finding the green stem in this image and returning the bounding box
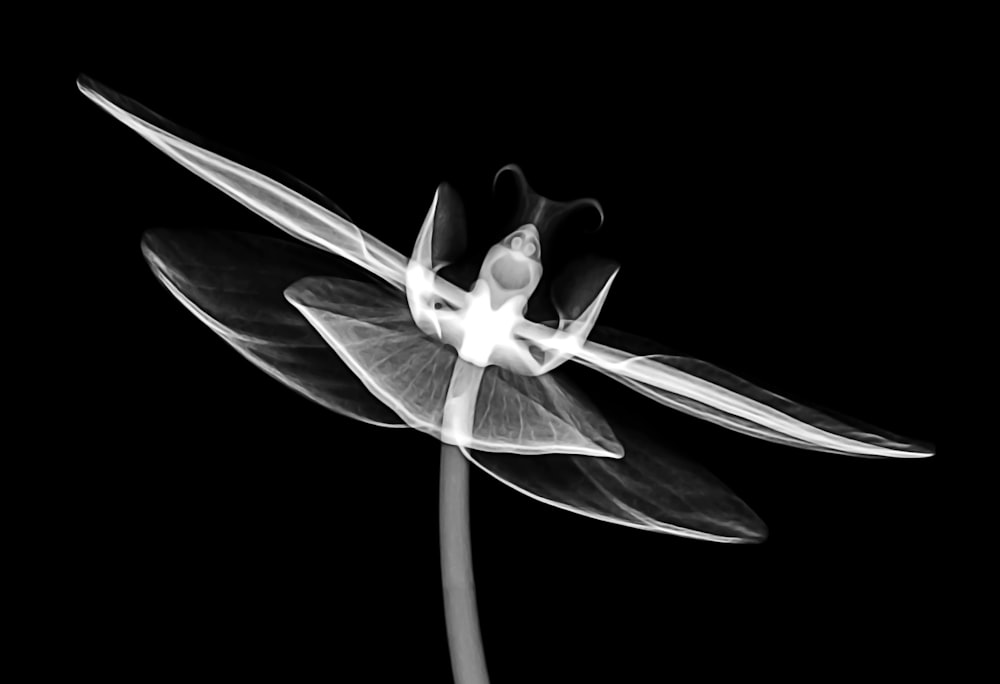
[440,444,490,684]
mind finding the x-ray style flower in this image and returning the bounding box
[79,75,934,684]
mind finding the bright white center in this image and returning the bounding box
[456,280,520,366]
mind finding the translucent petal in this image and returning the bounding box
[141,229,405,427]
[78,78,355,226]
[550,256,621,322]
[474,366,623,458]
[575,326,935,458]
[78,75,409,290]
[467,420,767,543]
[285,277,623,458]
[493,164,605,252]
[428,183,468,268]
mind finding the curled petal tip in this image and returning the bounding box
[493,163,527,193]
[493,165,606,245]
[583,198,605,232]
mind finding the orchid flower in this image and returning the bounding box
[78,75,934,684]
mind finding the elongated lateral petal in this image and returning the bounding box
[78,75,408,290]
[411,183,468,272]
[467,420,767,543]
[285,276,623,458]
[529,257,620,375]
[406,188,470,340]
[141,229,406,427]
[572,326,935,458]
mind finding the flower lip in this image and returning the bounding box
[494,164,605,256]
[490,258,530,291]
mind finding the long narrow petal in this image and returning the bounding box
[406,188,471,340]
[285,277,622,458]
[78,75,408,289]
[467,421,767,543]
[412,183,468,271]
[571,326,935,458]
[142,229,405,427]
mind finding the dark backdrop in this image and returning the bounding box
[61,36,942,682]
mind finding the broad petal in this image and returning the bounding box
[285,277,622,457]
[78,75,408,289]
[467,421,767,543]
[577,326,935,458]
[474,366,623,458]
[142,229,405,427]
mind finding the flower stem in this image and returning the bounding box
[440,444,490,684]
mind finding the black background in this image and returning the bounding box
[59,24,943,682]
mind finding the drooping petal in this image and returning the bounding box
[285,276,623,458]
[574,326,935,458]
[467,421,767,543]
[78,75,409,289]
[474,364,623,458]
[141,229,405,427]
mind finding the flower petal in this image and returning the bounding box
[474,366,623,458]
[429,183,468,268]
[142,229,405,427]
[78,75,409,289]
[285,277,622,458]
[493,164,604,251]
[467,421,767,543]
[550,256,621,323]
[577,326,935,458]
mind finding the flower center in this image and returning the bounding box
[490,257,530,291]
[406,179,616,377]
[455,280,521,366]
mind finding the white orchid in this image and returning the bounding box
[79,75,934,684]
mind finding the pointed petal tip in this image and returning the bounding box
[139,227,165,246]
[737,519,769,544]
[702,509,768,544]
[76,73,97,92]
[863,443,936,459]
[139,230,163,266]
[683,499,769,544]
[139,228,179,265]
[685,515,767,544]
[284,275,360,312]
[282,276,316,306]
[897,448,935,459]
[77,74,110,102]
[597,444,625,459]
